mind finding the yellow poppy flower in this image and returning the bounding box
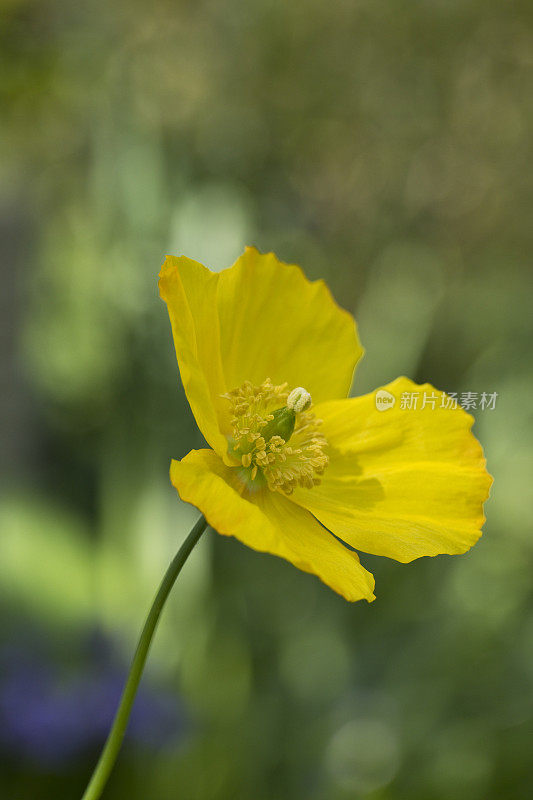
[159,247,492,603]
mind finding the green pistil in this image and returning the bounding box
[260,406,296,444]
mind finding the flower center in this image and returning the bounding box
[222,378,329,494]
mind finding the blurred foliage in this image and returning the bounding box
[1,0,533,798]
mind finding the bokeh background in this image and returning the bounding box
[2,1,533,798]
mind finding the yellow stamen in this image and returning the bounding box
[223,378,328,494]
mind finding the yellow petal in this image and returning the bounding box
[290,377,492,563]
[159,249,363,457]
[170,448,376,602]
[217,248,363,405]
[159,255,229,457]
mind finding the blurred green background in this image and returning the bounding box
[1,0,533,798]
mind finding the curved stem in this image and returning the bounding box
[81,514,208,800]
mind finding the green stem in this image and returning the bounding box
[81,514,208,800]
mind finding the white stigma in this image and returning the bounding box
[287,387,312,413]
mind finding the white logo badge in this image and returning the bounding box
[375,389,395,412]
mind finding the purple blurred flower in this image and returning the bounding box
[0,629,186,767]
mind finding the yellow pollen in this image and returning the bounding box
[222,378,329,494]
